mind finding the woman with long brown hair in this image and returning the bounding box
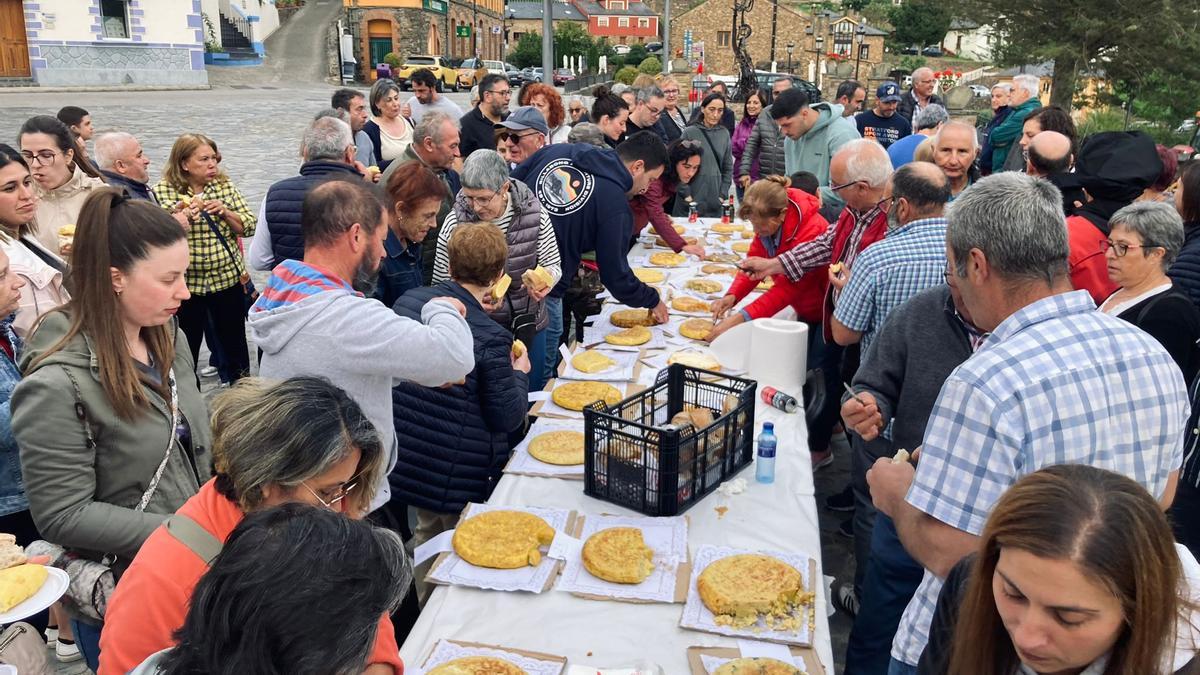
[920,464,1199,675]
[11,188,212,670]
[18,115,105,255]
[152,133,255,384]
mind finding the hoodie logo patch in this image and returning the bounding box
[534,158,595,216]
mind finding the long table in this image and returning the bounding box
[400,219,833,673]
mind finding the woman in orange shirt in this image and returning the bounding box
[98,376,408,675]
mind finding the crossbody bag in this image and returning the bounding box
[28,366,181,622]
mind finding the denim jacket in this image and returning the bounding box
[0,315,27,516]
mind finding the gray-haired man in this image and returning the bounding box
[626,84,668,142]
[887,104,948,168]
[250,115,363,270]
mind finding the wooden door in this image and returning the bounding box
[0,0,31,78]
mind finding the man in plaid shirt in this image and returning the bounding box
[866,173,1188,674]
[831,162,952,353]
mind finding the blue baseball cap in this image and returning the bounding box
[495,106,549,135]
[877,82,901,103]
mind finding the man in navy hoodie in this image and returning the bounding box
[511,130,670,376]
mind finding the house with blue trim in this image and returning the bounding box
[0,0,284,87]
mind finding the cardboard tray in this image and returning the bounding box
[426,504,579,594]
[686,645,824,675]
[561,513,691,604]
[420,639,567,674]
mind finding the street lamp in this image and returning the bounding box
[854,24,865,82]
[786,41,794,72]
[805,25,825,90]
[502,6,514,63]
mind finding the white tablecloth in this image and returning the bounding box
[400,218,833,674]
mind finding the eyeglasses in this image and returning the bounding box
[678,140,701,149]
[829,179,864,192]
[300,475,361,511]
[1101,239,1155,257]
[662,88,680,95]
[463,190,502,208]
[645,105,664,118]
[569,107,584,113]
[498,131,541,144]
[487,88,513,98]
[20,151,59,166]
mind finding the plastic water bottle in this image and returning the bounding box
[756,422,777,483]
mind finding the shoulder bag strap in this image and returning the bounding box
[165,513,223,565]
[198,210,243,273]
[696,127,727,175]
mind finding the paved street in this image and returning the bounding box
[0,77,855,675]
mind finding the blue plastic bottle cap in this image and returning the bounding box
[763,422,773,431]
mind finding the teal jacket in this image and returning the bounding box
[988,97,1041,172]
[782,102,862,208]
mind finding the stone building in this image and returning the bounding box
[343,0,502,76]
[669,2,885,92]
[3,0,209,86]
[505,0,587,48]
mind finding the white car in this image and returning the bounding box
[613,44,631,55]
[969,84,990,97]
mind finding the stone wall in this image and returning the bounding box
[35,44,208,86]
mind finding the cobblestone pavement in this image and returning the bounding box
[1,84,856,675]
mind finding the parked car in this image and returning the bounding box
[969,84,990,97]
[646,42,663,54]
[921,45,943,57]
[456,57,505,90]
[395,55,458,91]
[901,45,920,55]
[613,44,631,55]
[521,67,544,83]
[553,68,575,85]
[750,71,820,103]
[505,63,525,86]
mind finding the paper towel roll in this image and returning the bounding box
[707,319,755,372]
[747,319,808,393]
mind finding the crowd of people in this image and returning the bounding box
[0,65,1198,675]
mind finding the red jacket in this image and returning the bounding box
[1065,215,1118,305]
[727,189,829,323]
[630,176,687,252]
[98,480,404,675]
[823,207,889,339]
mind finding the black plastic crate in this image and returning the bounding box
[582,364,758,516]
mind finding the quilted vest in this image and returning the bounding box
[452,179,548,331]
[264,161,362,267]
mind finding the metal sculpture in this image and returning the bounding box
[732,0,758,102]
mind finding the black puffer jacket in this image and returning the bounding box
[389,281,529,513]
[1169,222,1200,312]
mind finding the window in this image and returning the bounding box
[638,17,649,27]
[100,0,130,39]
[598,16,609,26]
[858,44,869,59]
[618,17,629,27]
[717,30,731,47]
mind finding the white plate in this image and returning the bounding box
[0,566,69,623]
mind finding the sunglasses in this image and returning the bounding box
[498,130,541,144]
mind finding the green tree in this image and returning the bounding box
[615,65,639,84]
[948,0,1200,111]
[638,56,662,74]
[842,0,871,11]
[509,32,542,69]
[888,0,951,50]
[627,43,649,64]
[554,22,594,62]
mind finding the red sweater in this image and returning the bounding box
[1065,215,1118,305]
[630,176,687,252]
[727,189,829,322]
[823,207,889,339]
[98,480,404,675]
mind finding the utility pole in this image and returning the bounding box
[662,0,671,73]
[770,0,777,65]
[542,0,553,80]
